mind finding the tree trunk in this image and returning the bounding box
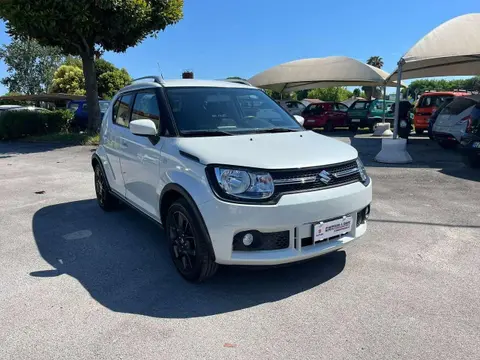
[80,49,101,133]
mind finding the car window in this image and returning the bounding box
[166,87,302,135]
[113,94,133,127]
[69,103,80,112]
[286,101,297,109]
[335,103,348,112]
[81,103,88,112]
[131,92,161,130]
[99,101,110,113]
[440,98,476,116]
[418,95,449,108]
[351,101,370,110]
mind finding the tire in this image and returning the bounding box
[94,164,120,211]
[349,125,358,132]
[415,129,424,135]
[325,121,334,132]
[165,198,218,282]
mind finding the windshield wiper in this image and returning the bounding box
[181,130,234,137]
[251,128,299,134]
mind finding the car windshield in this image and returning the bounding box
[351,101,370,110]
[440,97,476,116]
[166,87,303,136]
[418,95,449,108]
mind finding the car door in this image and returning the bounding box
[120,90,165,219]
[334,103,349,126]
[103,94,134,196]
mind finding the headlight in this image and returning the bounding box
[356,158,369,185]
[212,167,274,200]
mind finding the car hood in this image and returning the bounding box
[174,130,358,169]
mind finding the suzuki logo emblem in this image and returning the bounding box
[318,170,332,184]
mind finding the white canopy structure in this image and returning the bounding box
[248,56,403,92]
[377,13,480,164]
[388,13,480,80]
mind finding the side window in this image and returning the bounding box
[81,103,88,112]
[336,103,348,112]
[131,92,161,130]
[113,94,133,127]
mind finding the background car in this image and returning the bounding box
[433,95,480,149]
[68,100,110,130]
[427,97,454,139]
[301,102,349,131]
[460,103,480,168]
[278,100,306,116]
[0,104,22,113]
[414,91,470,134]
[347,99,395,132]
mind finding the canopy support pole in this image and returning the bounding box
[382,85,387,123]
[392,59,404,139]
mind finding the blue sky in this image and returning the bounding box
[0,0,478,94]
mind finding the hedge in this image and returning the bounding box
[0,110,73,140]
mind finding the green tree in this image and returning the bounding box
[307,87,353,102]
[366,56,384,69]
[0,0,184,132]
[353,88,361,97]
[98,68,132,99]
[0,38,64,94]
[50,65,86,95]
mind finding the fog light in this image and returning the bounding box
[365,205,370,219]
[243,233,254,246]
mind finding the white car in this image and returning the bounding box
[92,77,372,282]
[433,95,480,148]
[278,100,306,116]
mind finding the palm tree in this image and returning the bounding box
[366,56,384,69]
[363,56,384,100]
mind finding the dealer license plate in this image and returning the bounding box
[351,119,361,123]
[313,216,353,242]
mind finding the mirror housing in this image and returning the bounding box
[294,115,305,126]
[130,119,157,136]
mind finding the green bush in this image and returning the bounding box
[0,109,73,140]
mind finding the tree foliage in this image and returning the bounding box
[366,56,384,69]
[307,87,353,102]
[98,68,132,99]
[0,0,184,131]
[0,38,64,94]
[407,77,480,97]
[51,65,85,95]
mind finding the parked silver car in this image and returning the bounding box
[433,95,480,149]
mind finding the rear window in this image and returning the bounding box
[440,98,476,116]
[418,95,449,108]
[351,101,370,110]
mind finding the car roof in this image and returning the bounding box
[119,79,257,94]
[420,91,470,97]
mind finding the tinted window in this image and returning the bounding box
[131,92,161,130]
[335,103,348,112]
[441,98,476,116]
[113,94,133,127]
[99,101,110,113]
[69,103,80,112]
[166,88,302,134]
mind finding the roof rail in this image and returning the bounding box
[220,78,254,86]
[131,75,165,87]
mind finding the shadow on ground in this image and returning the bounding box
[0,141,82,155]
[31,199,345,318]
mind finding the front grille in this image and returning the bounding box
[271,160,361,194]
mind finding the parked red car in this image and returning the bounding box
[301,102,349,131]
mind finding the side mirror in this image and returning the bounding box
[130,119,157,136]
[294,115,305,126]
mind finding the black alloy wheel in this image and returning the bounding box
[94,164,119,211]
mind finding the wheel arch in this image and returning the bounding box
[160,183,216,261]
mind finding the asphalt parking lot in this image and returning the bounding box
[1,133,479,360]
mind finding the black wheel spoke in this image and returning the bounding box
[168,209,198,275]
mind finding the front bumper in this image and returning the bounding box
[199,180,372,265]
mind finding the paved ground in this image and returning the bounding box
[1,134,479,360]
